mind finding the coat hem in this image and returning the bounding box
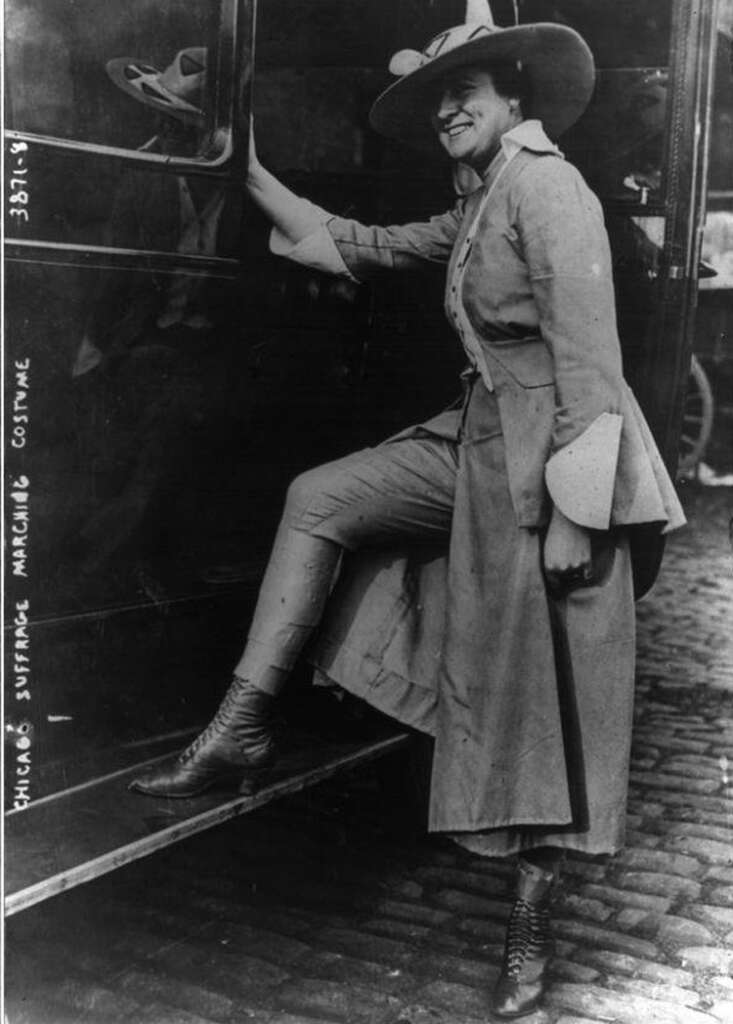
[312,637,437,737]
[447,829,626,859]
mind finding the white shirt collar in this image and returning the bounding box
[500,119,563,163]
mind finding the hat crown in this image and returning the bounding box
[389,0,498,76]
[465,0,496,27]
[157,47,207,105]
[108,46,207,123]
[422,21,496,60]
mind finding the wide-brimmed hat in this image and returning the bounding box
[370,0,595,143]
[106,47,207,125]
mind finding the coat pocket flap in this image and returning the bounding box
[482,337,554,389]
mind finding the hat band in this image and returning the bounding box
[423,22,494,60]
[125,66,202,114]
[389,21,503,78]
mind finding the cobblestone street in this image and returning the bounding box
[6,483,733,1024]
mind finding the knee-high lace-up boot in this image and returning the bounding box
[129,676,276,798]
[491,858,556,1019]
[130,528,341,799]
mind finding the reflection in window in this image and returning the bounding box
[5,0,222,154]
[563,69,668,202]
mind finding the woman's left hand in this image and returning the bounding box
[543,506,593,593]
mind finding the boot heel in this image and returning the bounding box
[238,764,272,796]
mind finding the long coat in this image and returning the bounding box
[274,121,685,855]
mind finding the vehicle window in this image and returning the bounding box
[5,0,227,159]
[563,69,669,203]
[255,0,464,68]
[494,1,673,205]
[700,13,733,291]
[516,0,671,67]
[253,0,460,181]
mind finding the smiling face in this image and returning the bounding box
[431,64,522,173]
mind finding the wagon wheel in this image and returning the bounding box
[678,354,714,476]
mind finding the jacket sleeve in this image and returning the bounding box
[270,193,465,282]
[269,197,359,280]
[326,201,465,280]
[513,158,625,530]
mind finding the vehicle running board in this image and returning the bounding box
[4,731,410,917]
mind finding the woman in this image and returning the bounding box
[132,2,685,1016]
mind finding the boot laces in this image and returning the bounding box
[504,898,550,977]
[179,677,250,764]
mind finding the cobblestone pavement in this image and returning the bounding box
[6,484,733,1024]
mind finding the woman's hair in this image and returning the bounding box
[487,61,533,116]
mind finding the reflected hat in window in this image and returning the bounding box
[369,0,595,143]
[106,47,207,125]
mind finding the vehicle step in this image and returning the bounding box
[4,730,410,917]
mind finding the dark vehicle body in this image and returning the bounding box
[3,0,721,914]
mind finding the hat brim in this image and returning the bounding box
[106,57,204,125]
[369,23,595,143]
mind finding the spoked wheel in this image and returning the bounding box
[678,354,714,477]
